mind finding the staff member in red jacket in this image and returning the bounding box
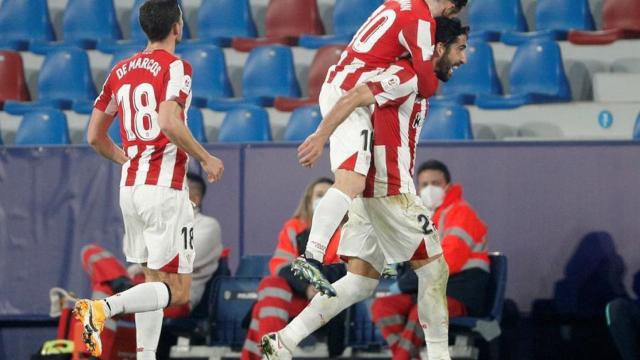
[241,177,347,360]
[372,159,490,359]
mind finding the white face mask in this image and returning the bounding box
[420,185,445,213]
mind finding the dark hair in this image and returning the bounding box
[435,16,470,46]
[139,0,182,42]
[187,172,206,197]
[417,159,451,184]
[450,0,468,11]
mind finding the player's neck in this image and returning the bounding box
[145,39,176,55]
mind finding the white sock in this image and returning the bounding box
[104,282,170,317]
[415,256,450,360]
[279,272,378,350]
[305,187,352,261]
[135,309,163,360]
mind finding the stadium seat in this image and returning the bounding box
[4,48,97,115]
[450,253,507,342]
[274,45,344,111]
[185,0,257,48]
[283,106,322,141]
[218,106,272,143]
[568,0,640,45]
[209,277,261,346]
[235,255,271,277]
[438,40,502,104]
[177,45,233,108]
[0,0,55,51]
[420,104,473,141]
[187,107,207,143]
[98,0,191,53]
[468,0,528,42]
[15,110,70,145]
[475,39,571,109]
[0,51,30,109]
[299,0,384,49]
[207,46,300,110]
[32,0,122,53]
[502,0,596,45]
[232,0,325,52]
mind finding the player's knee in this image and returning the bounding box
[334,170,366,198]
[169,285,190,306]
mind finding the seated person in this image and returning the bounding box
[241,177,347,360]
[371,160,490,359]
[606,271,640,360]
[77,172,223,359]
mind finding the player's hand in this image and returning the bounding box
[298,133,326,168]
[201,155,224,183]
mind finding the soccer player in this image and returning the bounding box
[74,1,223,358]
[263,17,469,360]
[292,0,467,296]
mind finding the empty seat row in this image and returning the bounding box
[471,0,640,45]
[0,0,383,54]
[2,102,473,146]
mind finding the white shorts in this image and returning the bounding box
[319,82,373,176]
[119,185,195,274]
[338,193,442,274]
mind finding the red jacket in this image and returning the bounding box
[432,184,490,275]
[268,218,341,275]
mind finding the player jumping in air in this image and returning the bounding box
[292,0,467,297]
[74,1,224,358]
[263,17,469,360]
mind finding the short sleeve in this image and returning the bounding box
[164,59,193,107]
[366,64,418,108]
[94,71,117,116]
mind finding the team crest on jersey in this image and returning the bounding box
[381,75,401,92]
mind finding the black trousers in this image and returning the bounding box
[607,298,640,360]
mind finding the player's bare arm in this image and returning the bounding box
[87,108,129,165]
[158,100,224,183]
[298,84,375,168]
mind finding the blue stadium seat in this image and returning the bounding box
[218,106,272,143]
[420,104,473,140]
[0,128,3,145]
[29,0,123,53]
[98,0,191,53]
[0,0,55,51]
[4,48,97,115]
[235,254,271,277]
[283,106,322,141]
[209,277,261,346]
[502,0,596,45]
[450,253,507,342]
[475,39,571,109]
[439,40,502,104]
[186,0,257,47]
[187,107,207,143]
[468,0,528,41]
[207,46,301,111]
[15,110,70,145]
[633,113,640,140]
[299,0,384,49]
[177,45,233,108]
[108,119,122,145]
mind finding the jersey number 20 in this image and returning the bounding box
[117,83,160,141]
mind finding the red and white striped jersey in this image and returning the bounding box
[326,0,439,99]
[94,49,193,190]
[363,59,430,198]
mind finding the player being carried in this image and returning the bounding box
[73,0,224,358]
[263,17,469,360]
[291,0,467,297]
